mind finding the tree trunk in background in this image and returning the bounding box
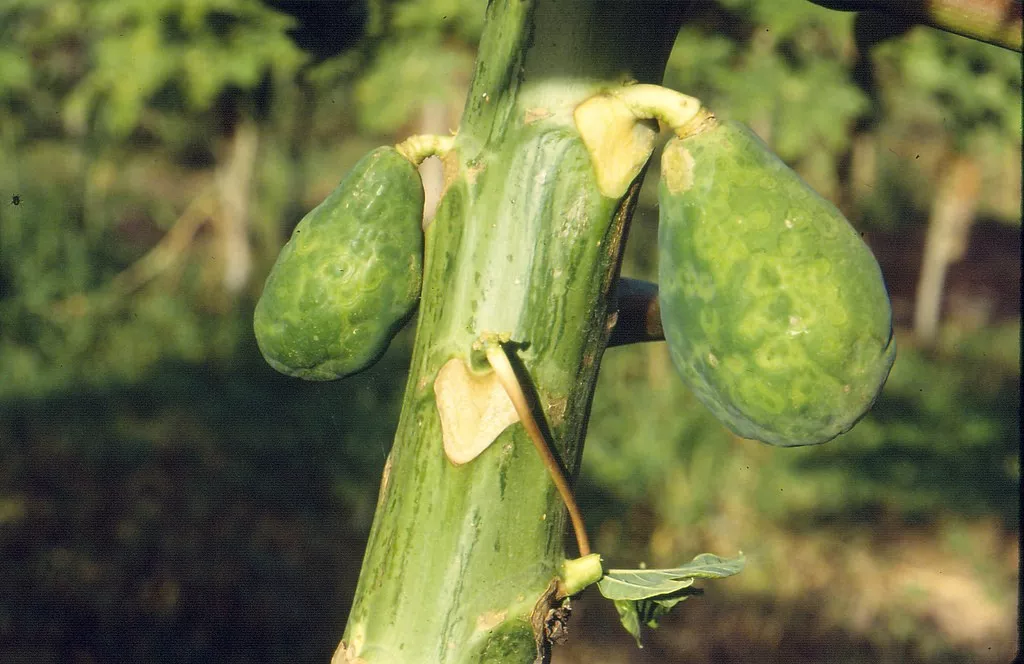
[913,154,982,345]
[215,118,259,295]
[418,100,456,225]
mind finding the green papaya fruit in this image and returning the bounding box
[254,147,424,380]
[657,116,895,446]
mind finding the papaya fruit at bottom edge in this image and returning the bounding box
[254,146,424,381]
[657,117,895,446]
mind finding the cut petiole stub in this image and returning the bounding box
[610,83,703,136]
[574,83,706,197]
[558,553,604,598]
[574,93,658,198]
[435,355,519,466]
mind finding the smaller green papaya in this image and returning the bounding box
[658,116,895,446]
[254,147,424,380]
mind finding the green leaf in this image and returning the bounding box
[611,598,643,647]
[599,552,745,600]
[597,569,696,601]
[612,587,705,648]
[559,553,603,596]
[598,553,744,647]
[641,552,747,580]
[639,587,702,623]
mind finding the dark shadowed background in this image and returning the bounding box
[0,1,1018,662]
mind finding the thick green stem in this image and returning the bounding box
[337,2,684,663]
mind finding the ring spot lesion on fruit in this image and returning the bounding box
[787,315,808,337]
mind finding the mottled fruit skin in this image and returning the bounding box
[254,147,424,380]
[658,119,895,446]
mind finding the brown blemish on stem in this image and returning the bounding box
[598,172,644,300]
[331,641,368,664]
[439,148,461,199]
[546,396,568,428]
[674,106,718,140]
[524,107,552,124]
[605,310,619,335]
[529,579,566,662]
[465,161,486,186]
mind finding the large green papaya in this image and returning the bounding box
[254,147,424,380]
[658,115,895,446]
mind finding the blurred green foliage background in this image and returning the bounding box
[0,1,1019,662]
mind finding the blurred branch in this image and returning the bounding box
[913,154,982,345]
[808,0,1022,51]
[608,278,664,347]
[51,191,216,319]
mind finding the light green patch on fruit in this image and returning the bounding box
[698,308,722,339]
[734,374,788,416]
[660,139,694,195]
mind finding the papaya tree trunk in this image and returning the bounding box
[336,2,684,662]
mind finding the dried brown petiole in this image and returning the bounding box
[483,342,591,557]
